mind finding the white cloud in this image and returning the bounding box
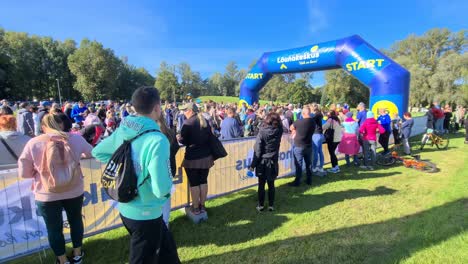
[307,0,328,33]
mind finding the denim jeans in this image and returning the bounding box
[362,140,377,166]
[435,118,444,133]
[293,146,313,184]
[345,154,358,165]
[312,134,324,168]
[36,195,84,256]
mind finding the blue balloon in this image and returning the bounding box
[239,35,410,118]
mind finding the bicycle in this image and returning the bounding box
[420,129,449,150]
[376,151,438,173]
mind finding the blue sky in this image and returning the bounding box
[1,0,466,86]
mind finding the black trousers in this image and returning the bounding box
[36,195,84,256]
[392,129,401,145]
[327,141,340,167]
[121,215,180,264]
[258,178,275,207]
[379,131,390,152]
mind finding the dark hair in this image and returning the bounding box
[404,112,412,117]
[20,102,29,109]
[328,110,340,124]
[0,106,14,115]
[264,112,281,128]
[131,86,161,114]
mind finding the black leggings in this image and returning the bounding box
[379,131,390,152]
[327,141,340,167]
[258,178,275,207]
[36,195,84,256]
[185,168,209,187]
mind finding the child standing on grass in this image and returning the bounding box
[359,112,385,170]
[401,112,414,155]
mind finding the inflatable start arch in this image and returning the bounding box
[239,35,410,118]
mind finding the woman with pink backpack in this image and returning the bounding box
[18,113,93,264]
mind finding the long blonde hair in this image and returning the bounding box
[197,113,207,128]
[42,114,68,138]
[156,114,176,144]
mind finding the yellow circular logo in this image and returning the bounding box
[371,100,399,119]
[238,99,249,109]
[310,45,319,52]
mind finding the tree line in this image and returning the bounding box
[0,27,466,107]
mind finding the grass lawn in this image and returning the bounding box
[11,133,468,264]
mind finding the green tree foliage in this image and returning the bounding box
[389,28,467,106]
[68,39,121,101]
[155,61,179,101]
[323,69,369,107]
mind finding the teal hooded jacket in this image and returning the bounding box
[92,115,172,220]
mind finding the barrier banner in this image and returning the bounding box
[0,116,426,261]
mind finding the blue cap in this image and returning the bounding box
[41,101,51,107]
[366,111,375,119]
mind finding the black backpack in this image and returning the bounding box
[101,129,159,203]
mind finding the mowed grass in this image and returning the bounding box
[10,133,468,264]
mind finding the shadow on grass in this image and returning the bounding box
[167,185,397,248]
[186,198,468,264]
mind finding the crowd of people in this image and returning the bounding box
[0,92,467,264]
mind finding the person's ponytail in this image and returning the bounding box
[197,113,207,128]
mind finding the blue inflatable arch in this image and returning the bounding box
[239,35,410,118]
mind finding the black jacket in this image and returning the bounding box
[180,115,212,160]
[251,125,283,180]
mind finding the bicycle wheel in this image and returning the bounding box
[376,155,396,166]
[435,136,449,150]
[414,161,438,173]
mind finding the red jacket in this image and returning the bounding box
[432,107,444,119]
[359,118,386,141]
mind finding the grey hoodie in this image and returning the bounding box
[16,108,35,137]
[0,131,31,165]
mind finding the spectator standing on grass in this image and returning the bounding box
[443,105,452,133]
[432,103,445,133]
[359,112,385,170]
[93,87,180,264]
[455,105,465,131]
[249,112,283,212]
[323,111,342,174]
[71,101,88,126]
[338,111,360,167]
[177,102,214,216]
[391,113,402,145]
[157,113,179,228]
[401,112,414,155]
[17,102,35,137]
[289,106,315,186]
[0,115,31,165]
[19,113,93,264]
[356,102,368,127]
[311,104,326,175]
[377,108,392,154]
[220,107,243,140]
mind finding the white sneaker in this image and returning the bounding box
[318,168,325,173]
[312,167,318,173]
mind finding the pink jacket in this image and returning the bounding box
[359,118,386,141]
[18,133,93,202]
